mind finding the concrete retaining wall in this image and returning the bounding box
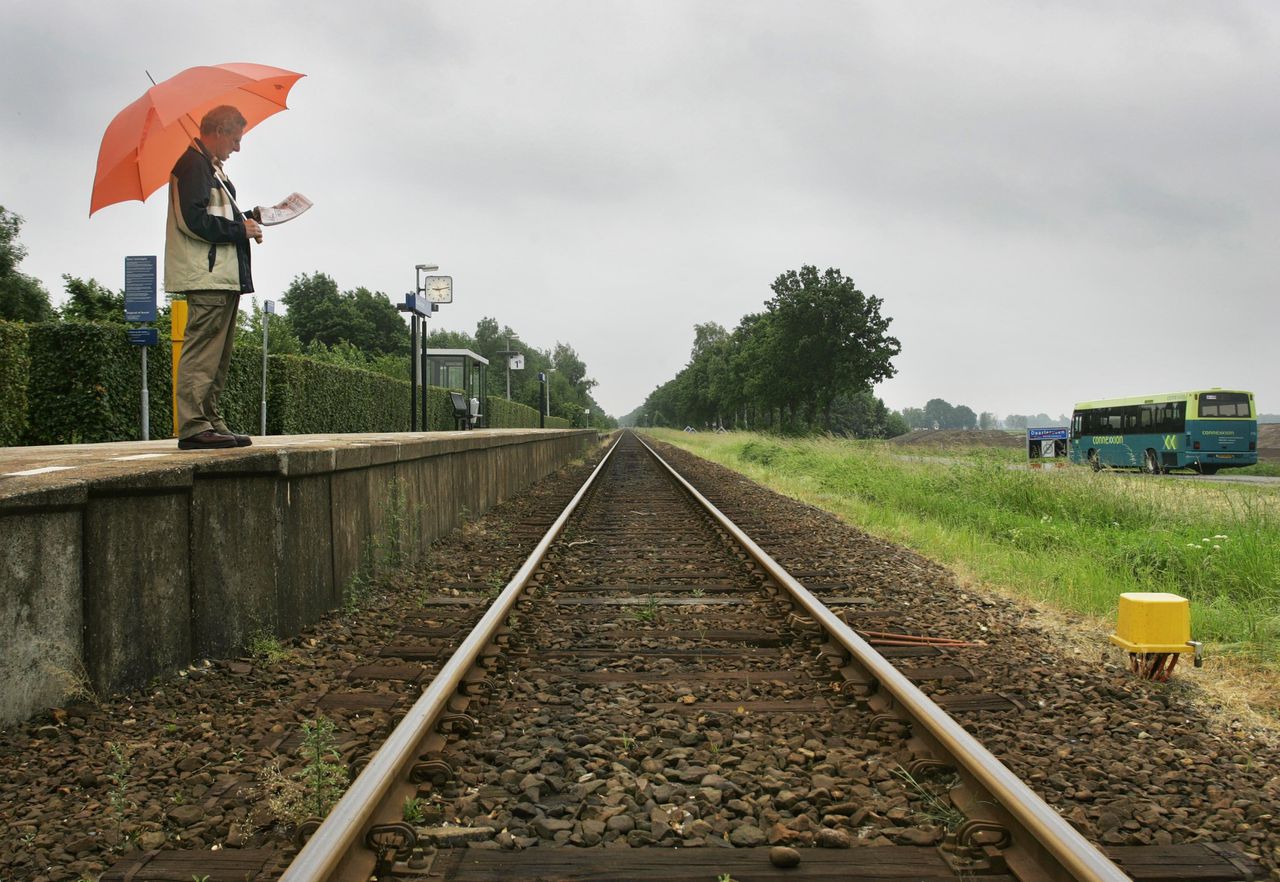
[0,430,597,725]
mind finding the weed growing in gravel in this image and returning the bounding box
[891,766,966,832]
[24,633,98,705]
[259,716,348,826]
[103,740,135,850]
[403,795,426,824]
[343,549,376,613]
[248,630,292,664]
[106,741,132,814]
[632,594,661,623]
[485,572,508,595]
[375,478,420,570]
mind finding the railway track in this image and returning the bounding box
[254,431,1254,882]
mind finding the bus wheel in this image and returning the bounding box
[1088,450,1101,472]
[1143,449,1163,475]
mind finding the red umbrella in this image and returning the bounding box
[90,62,304,216]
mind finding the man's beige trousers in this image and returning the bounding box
[176,291,240,439]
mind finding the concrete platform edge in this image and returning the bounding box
[0,430,598,725]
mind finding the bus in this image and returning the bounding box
[1069,389,1257,474]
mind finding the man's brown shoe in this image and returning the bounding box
[178,430,237,450]
[214,427,253,447]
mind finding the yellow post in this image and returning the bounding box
[171,299,187,436]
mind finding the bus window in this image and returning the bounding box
[1153,402,1185,433]
[1199,392,1251,418]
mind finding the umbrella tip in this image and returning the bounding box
[145,69,157,85]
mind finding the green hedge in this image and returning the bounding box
[485,397,574,429]
[265,353,413,434]
[6,321,580,445]
[24,322,174,445]
[0,320,30,446]
[487,396,543,428]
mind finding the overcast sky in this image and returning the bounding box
[2,2,1275,419]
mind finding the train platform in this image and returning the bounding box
[0,428,599,725]
[0,430,570,499]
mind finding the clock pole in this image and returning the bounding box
[411,264,440,431]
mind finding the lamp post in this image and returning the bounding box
[496,334,521,400]
[260,299,274,436]
[541,367,556,428]
[415,264,439,428]
[399,263,438,431]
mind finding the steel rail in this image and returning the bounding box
[636,433,1131,882]
[279,433,623,882]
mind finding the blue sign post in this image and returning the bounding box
[124,256,158,440]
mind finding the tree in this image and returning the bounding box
[238,297,302,354]
[900,407,928,429]
[59,275,125,322]
[281,273,407,357]
[953,405,978,430]
[764,266,901,430]
[923,398,954,429]
[281,272,346,344]
[979,411,998,430]
[552,342,595,393]
[1004,414,1029,430]
[827,390,899,438]
[0,205,53,322]
[348,287,409,357]
[884,410,910,437]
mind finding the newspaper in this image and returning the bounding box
[256,192,313,226]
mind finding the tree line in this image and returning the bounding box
[1,205,614,428]
[896,398,1068,431]
[623,266,905,437]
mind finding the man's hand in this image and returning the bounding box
[244,218,264,244]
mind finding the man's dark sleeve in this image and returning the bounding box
[173,152,247,244]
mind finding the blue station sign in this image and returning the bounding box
[126,327,158,347]
[124,255,157,323]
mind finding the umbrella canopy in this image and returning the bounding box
[90,62,304,216]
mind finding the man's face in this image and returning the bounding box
[207,125,244,163]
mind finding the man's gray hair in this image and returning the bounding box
[200,105,247,136]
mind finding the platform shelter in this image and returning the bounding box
[425,349,489,428]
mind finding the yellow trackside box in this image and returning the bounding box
[1109,592,1191,654]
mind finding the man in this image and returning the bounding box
[165,104,264,450]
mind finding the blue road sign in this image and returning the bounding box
[1028,427,1069,441]
[127,327,158,346]
[124,256,157,322]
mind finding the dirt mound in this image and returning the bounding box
[1258,423,1280,462]
[888,429,1025,449]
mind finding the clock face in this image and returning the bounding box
[423,275,453,303]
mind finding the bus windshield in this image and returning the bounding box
[1198,392,1251,418]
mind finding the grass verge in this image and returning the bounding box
[650,430,1280,719]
